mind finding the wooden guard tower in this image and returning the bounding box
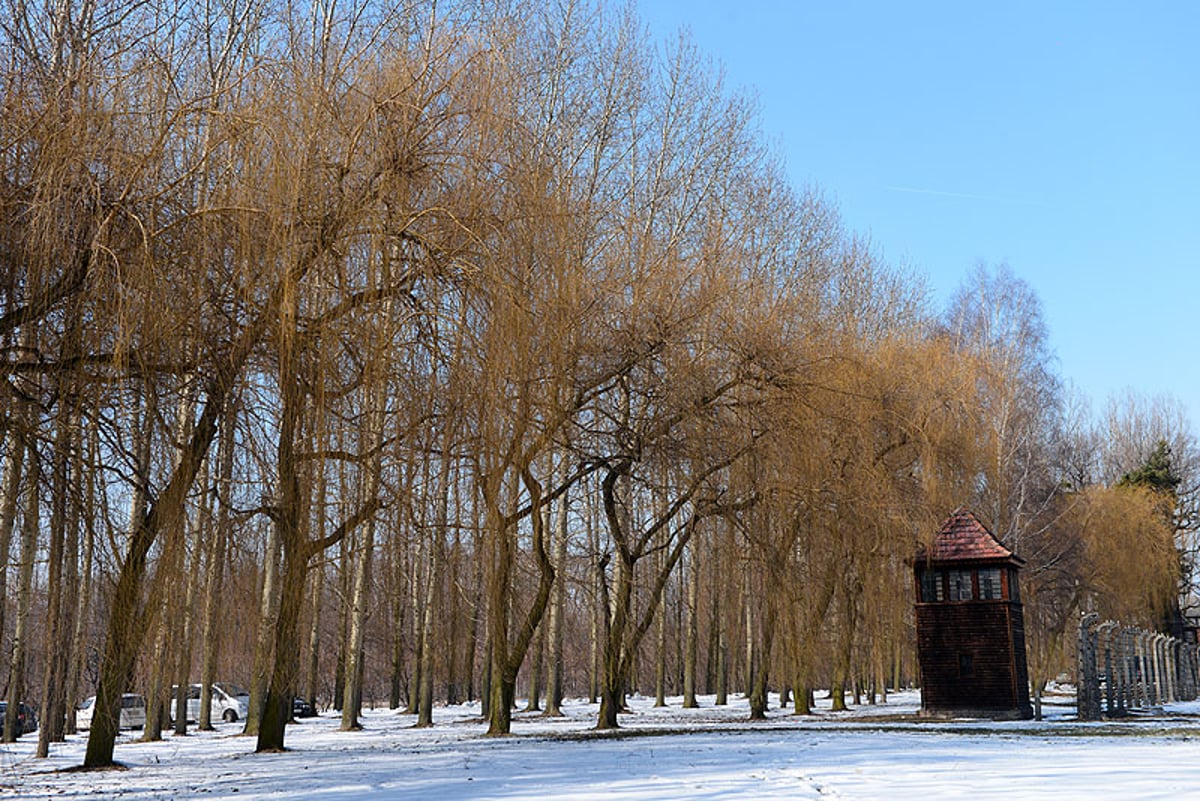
[913,508,1033,719]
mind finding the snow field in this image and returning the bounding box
[5,689,1200,800]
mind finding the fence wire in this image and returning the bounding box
[1077,613,1200,720]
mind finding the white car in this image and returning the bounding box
[76,693,146,730]
[171,682,250,724]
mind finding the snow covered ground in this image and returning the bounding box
[5,689,1200,800]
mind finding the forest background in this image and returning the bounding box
[0,0,1195,767]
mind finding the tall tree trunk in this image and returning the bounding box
[304,419,332,718]
[391,460,420,709]
[483,502,514,735]
[406,443,436,720]
[4,438,38,743]
[543,482,568,716]
[446,524,463,706]
[682,537,700,708]
[873,637,886,705]
[257,545,308,751]
[595,479,700,730]
[0,423,26,652]
[173,453,209,737]
[107,387,158,734]
[484,470,557,736]
[893,642,903,696]
[387,541,406,710]
[830,578,859,713]
[199,408,235,730]
[597,438,743,733]
[596,546,630,730]
[705,578,720,696]
[65,423,96,735]
[144,379,194,743]
[587,482,600,704]
[415,433,450,727]
[479,635,492,721]
[305,561,324,711]
[165,378,202,739]
[715,627,728,707]
[244,526,281,736]
[523,507,549,716]
[466,492,485,706]
[654,540,668,708]
[256,502,380,751]
[333,525,351,712]
[403,520,422,714]
[142,613,171,741]
[416,527,440,727]
[255,269,383,752]
[340,517,375,730]
[0,327,35,649]
[792,674,812,715]
[255,275,306,751]
[403,525,424,715]
[37,400,76,756]
[340,304,388,728]
[524,621,545,713]
[55,407,84,740]
[748,601,775,721]
[148,436,193,743]
[743,561,754,697]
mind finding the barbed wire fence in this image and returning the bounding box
[1077,613,1200,720]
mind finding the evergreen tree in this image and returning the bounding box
[1118,440,1182,496]
[1118,439,1187,634]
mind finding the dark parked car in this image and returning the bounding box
[0,701,38,736]
[292,697,317,718]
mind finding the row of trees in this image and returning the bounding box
[1,0,1194,766]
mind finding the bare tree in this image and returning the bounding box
[3,435,38,743]
[945,263,1064,554]
[198,404,236,729]
[542,473,570,716]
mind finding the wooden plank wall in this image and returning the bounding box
[916,601,1031,716]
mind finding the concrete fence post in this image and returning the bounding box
[1077,614,1100,720]
[1099,622,1117,716]
[1076,620,1195,716]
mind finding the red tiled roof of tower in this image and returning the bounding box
[919,508,1021,563]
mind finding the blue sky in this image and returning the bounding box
[635,0,1200,427]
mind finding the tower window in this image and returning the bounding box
[919,569,944,602]
[978,568,1002,600]
[948,569,973,601]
